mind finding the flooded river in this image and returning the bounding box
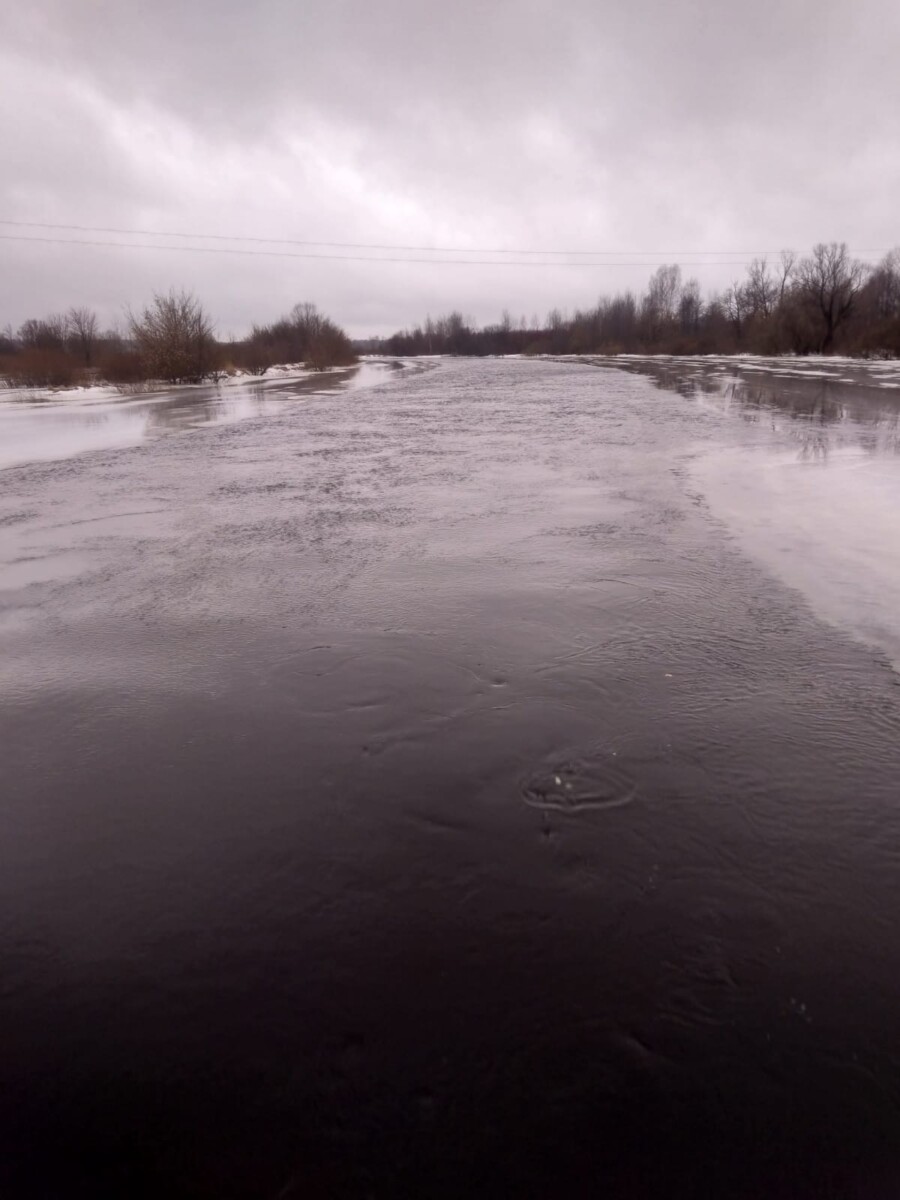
[1,357,899,1197]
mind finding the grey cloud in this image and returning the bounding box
[2,0,898,337]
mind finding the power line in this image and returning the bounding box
[0,233,761,268]
[0,219,890,258]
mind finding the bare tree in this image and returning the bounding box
[290,302,325,344]
[778,250,797,305]
[434,311,471,355]
[722,282,751,342]
[744,258,777,319]
[641,264,681,342]
[646,264,681,320]
[599,292,638,347]
[868,248,900,321]
[678,278,702,334]
[18,315,68,350]
[128,289,216,382]
[796,242,869,353]
[67,306,99,367]
[379,244,894,357]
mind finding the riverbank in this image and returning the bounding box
[5,352,898,406]
[0,360,406,471]
[0,360,350,404]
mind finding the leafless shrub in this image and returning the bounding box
[1,348,79,388]
[242,302,356,370]
[97,350,146,385]
[128,289,217,383]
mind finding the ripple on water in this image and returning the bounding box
[521,755,636,813]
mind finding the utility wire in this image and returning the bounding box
[0,234,761,267]
[0,219,890,258]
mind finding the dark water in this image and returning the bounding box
[2,357,900,1198]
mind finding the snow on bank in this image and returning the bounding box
[0,362,345,406]
[573,352,900,392]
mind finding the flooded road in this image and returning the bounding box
[2,357,900,1198]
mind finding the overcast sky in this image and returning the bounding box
[2,0,898,338]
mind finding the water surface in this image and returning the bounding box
[0,360,395,470]
[594,354,900,669]
[1,356,899,1198]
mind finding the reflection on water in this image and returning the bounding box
[595,353,900,453]
[0,361,398,470]
[595,355,900,670]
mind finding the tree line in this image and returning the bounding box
[0,292,356,389]
[379,243,900,359]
